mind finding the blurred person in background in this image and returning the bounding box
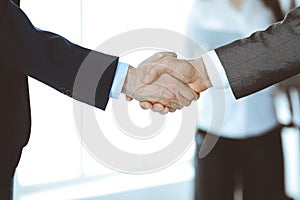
[186,0,296,199]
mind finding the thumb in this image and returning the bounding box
[142,52,177,64]
[142,52,177,84]
[143,64,168,84]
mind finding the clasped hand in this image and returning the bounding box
[121,52,212,114]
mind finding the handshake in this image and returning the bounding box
[121,52,212,114]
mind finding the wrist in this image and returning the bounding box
[189,58,212,91]
[121,65,135,96]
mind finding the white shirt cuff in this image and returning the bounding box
[202,50,230,89]
[109,62,129,99]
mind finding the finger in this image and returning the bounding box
[137,84,177,102]
[159,107,169,115]
[142,52,177,64]
[143,63,170,84]
[143,56,180,84]
[143,57,192,85]
[178,87,199,102]
[194,92,200,100]
[169,102,183,110]
[140,101,153,110]
[177,89,199,106]
[169,108,176,112]
[156,52,177,59]
[152,104,165,112]
[156,73,198,106]
[177,93,192,107]
[126,96,133,101]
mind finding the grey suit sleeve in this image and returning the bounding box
[215,6,300,99]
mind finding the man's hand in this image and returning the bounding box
[143,56,212,93]
[121,52,200,114]
[135,56,213,114]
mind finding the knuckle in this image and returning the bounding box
[155,52,164,59]
[161,56,172,62]
[186,101,192,106]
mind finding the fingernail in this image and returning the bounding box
[144,104,151,109]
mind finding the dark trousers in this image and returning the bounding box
[194,126,291,200]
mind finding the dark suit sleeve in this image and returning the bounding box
[215,6,300,99]
[0,0,118,110]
